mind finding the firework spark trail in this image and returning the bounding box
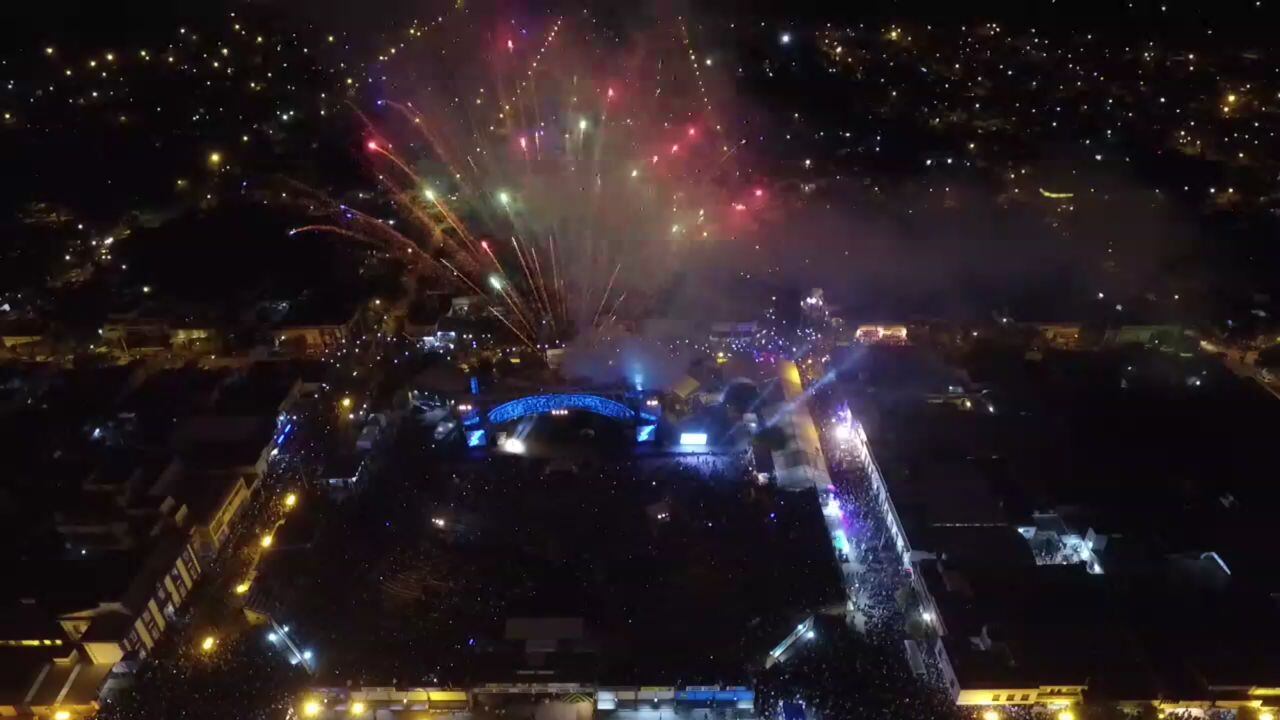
[527,242,557,336]
[603,291,627,327]
[510,236,549,326]
[548,231,567,329]
[478,242,538,338]
[440,257,536,351]
[591,263,622,329]
[296,13,756,348]
[385,101,483,200]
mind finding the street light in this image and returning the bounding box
[284,492,298,509]
[350,701,366,714]
[260,534,274,549]
[1057,711,1075,720]
[340,396,353,409]
[200,635,216,652]
[54,711,71,720]
[234,581,251,595]
[982,710,1000,720]
[302,701,322,718]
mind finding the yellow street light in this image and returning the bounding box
[208,151,222,167]
[340,396,353,409]
[54,711,72,720]
[234,581,251,595]
[284,492,298,509]
[350,701,366,714]
[982,710,1000,720]
[1057,711,1075,720]
[260,534,274,549]
[200,635,216,652]
[1259,712,1274,720]
[303,700,322,717]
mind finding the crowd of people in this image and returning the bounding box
[750,389,966,720]
[96,630,305,720]
[755,615,962,720]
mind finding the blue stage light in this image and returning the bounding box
[487,394,635,424]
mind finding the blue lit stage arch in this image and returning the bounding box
[487,393,636,425]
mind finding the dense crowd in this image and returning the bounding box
[755,616,961,720]
[96,634,305,720]
[750,388,965,720]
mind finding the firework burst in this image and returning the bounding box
[293,13,766,350]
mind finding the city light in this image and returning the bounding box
[1259,712,1274,720]
[284,492,298,508]
[341,396,353,409]
[303,700,322,718]
[260,534,274,548]
[982,711,1000,720]
[54,711,71,720]
[1057,711,1074,720]
[208,151,222,167]
[351,702,367,714]
[502,437,526,454]
[234,581,251,595]
[200,635,216,652]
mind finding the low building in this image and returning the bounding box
[156,461,254,558]
[272,296,362,356]
[844,347,1280,716]
[0,605,115,720]
[100,310,170,356]
[168,325,221,355]
[172,415,277,482]
[0,319,52,360]
[1033,323,1083,349]
[853,324,910,345]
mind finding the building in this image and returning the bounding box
[0,362,286,716]
[272,296,362,356]
[0,319,52,360]
[100,310,170,356]
[0,605,115,720]
[840,346,1280,715]
[852,324,910,345]
[1032,323,1083,349]
[172,415,277,481]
